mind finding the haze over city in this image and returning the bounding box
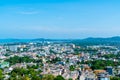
[0,0,120,39]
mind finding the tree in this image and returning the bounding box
[110,77,120,80]
[69,65,75,71]
[69,65,76,77]
[5,56,35,65]
[68,78,73,80]
[22,76,30,80]
[31,76,41,80]
[54,75,65,80]
[42,74,55,80]
[0,69,3,80]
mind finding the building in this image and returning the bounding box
[7,45,19,52]
[0,62,9,68]
[97,73,110,80]
[106,66,113,75]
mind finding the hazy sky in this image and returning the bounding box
[0,0,120,39]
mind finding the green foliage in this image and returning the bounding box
[54,75,65,80]
[49,57,61,63]
[5,56,35,65]
[9,69,66,80]
[102,53,120,59]
[42,75,65,80]
[68,78,73,80]
[22,76,30,80]
[110,77,120,80]
[9,68,41,80]
[85,60,120,70]
[66,58,69,63]
[69,65,75,71]
[0,69,3,80]
[49,49,57,54]
[4,53,10,57]
[27,65,39,69]
[31,75,41,80]
[42,74,55,80]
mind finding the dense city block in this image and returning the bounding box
[0,40,119,80]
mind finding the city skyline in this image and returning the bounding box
[0,0,120,39]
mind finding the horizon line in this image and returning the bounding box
[0,36,120,40]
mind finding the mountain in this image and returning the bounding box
[0,38,72,43]
[72,36,120,46]
[0,36,120,44]
[0,39,31,43]
[83,36,120,42]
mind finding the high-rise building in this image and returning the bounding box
[106,66,113,75]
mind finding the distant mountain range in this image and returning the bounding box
[1,36,120,43]
[0,38,71,43]
[83,36,120,42]
[72,36,120,46]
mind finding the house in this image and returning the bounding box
[0,62,9,68]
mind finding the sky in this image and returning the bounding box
[0,0,120,39]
